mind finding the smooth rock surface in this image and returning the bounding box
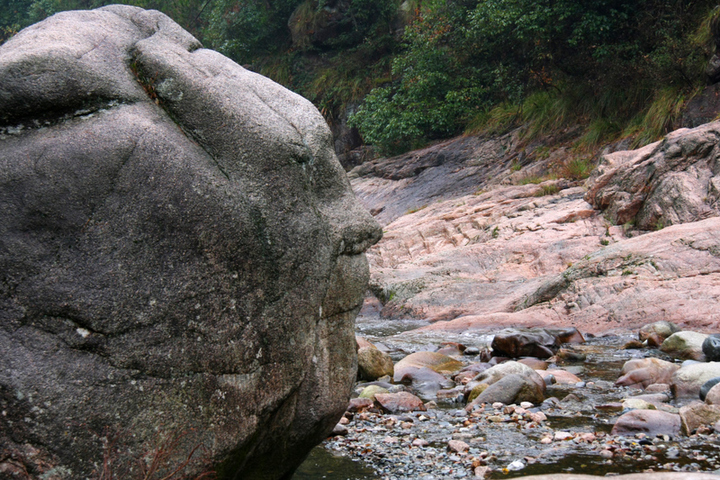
[679,403,720,435]
[660,331,709,361]
[616,358,680,389]
[672,362,720,398]
[357,346,394,381]
[354,123,720,336]
[0,7,381,480]
[468,373,545,406]
[374,392,427,413]
[611,409,682,437]
[639,321,679,343]
[702,334,720,361]
[491,328,560,359]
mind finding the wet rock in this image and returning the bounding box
[622,398,657,411]
[491,328,560,359]
[679,403,720,435]
[671,362,720,398]
[595,402,624,412]
[556,348,587,362]
[622,339,645,349]
[394,351,464,382]
[331,423,349,436]
[357,346,395,381]
[517,358,549,370]
[616,358,680,389]
[473,361,546,392]
[660,331,708,361]
[547,327,586,344]
[702,334,720,362]
[645,383,672,394]
[464,347,481,356]
[703,381,720,404]
[611,409,682,437]
[699,377,720,401]
[375,392,427,413]
[359,385,389,400]
[537,369,582,385]
[348,398,374,412]
[437,342,467,356]
[466,383,488,403]
[639,321,680,344]
[467,373,544,407]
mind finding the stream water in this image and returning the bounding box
[293,313,720,479]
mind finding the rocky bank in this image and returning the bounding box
[350,121,720,335]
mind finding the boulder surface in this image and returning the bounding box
[0,6,380,479]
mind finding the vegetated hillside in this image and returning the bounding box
[2,0,720,164]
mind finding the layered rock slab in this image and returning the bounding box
[353,122,720,335]
[0,6,380,480]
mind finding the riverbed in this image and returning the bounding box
[294,314,720,479]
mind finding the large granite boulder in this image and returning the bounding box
[0,6,381,480]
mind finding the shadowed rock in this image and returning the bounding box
[0,6,381,479]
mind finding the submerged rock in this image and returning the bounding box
[0,7,381,479]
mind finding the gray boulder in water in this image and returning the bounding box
[0,6,381,479]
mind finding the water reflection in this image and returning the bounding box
[293,446,378,480]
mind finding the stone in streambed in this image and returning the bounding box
[394,351,464,381]
[639,321,680,344]
[702,334,720,362]
[491,328,560,359]
[473,361,546,392]
[616,358,679,390]
[611,409,681,437]
[467,374,544,407]
[359,385,389,400]
[537,369,582,385]
[660,331,708,361]
[671,362,720,398]
[375,392,427,413]
[679,403,720,435]
[357,346,394,381]
[703,380,720,403]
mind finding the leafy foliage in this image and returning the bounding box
[1,0,718,156]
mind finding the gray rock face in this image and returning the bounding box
[0,6,381,480]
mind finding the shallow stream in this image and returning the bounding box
[293,314,720,479]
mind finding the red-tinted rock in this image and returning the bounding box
[347,398,374,412]
[616,358,679,390]
[611,410,681,437]
[375,392,427,413]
